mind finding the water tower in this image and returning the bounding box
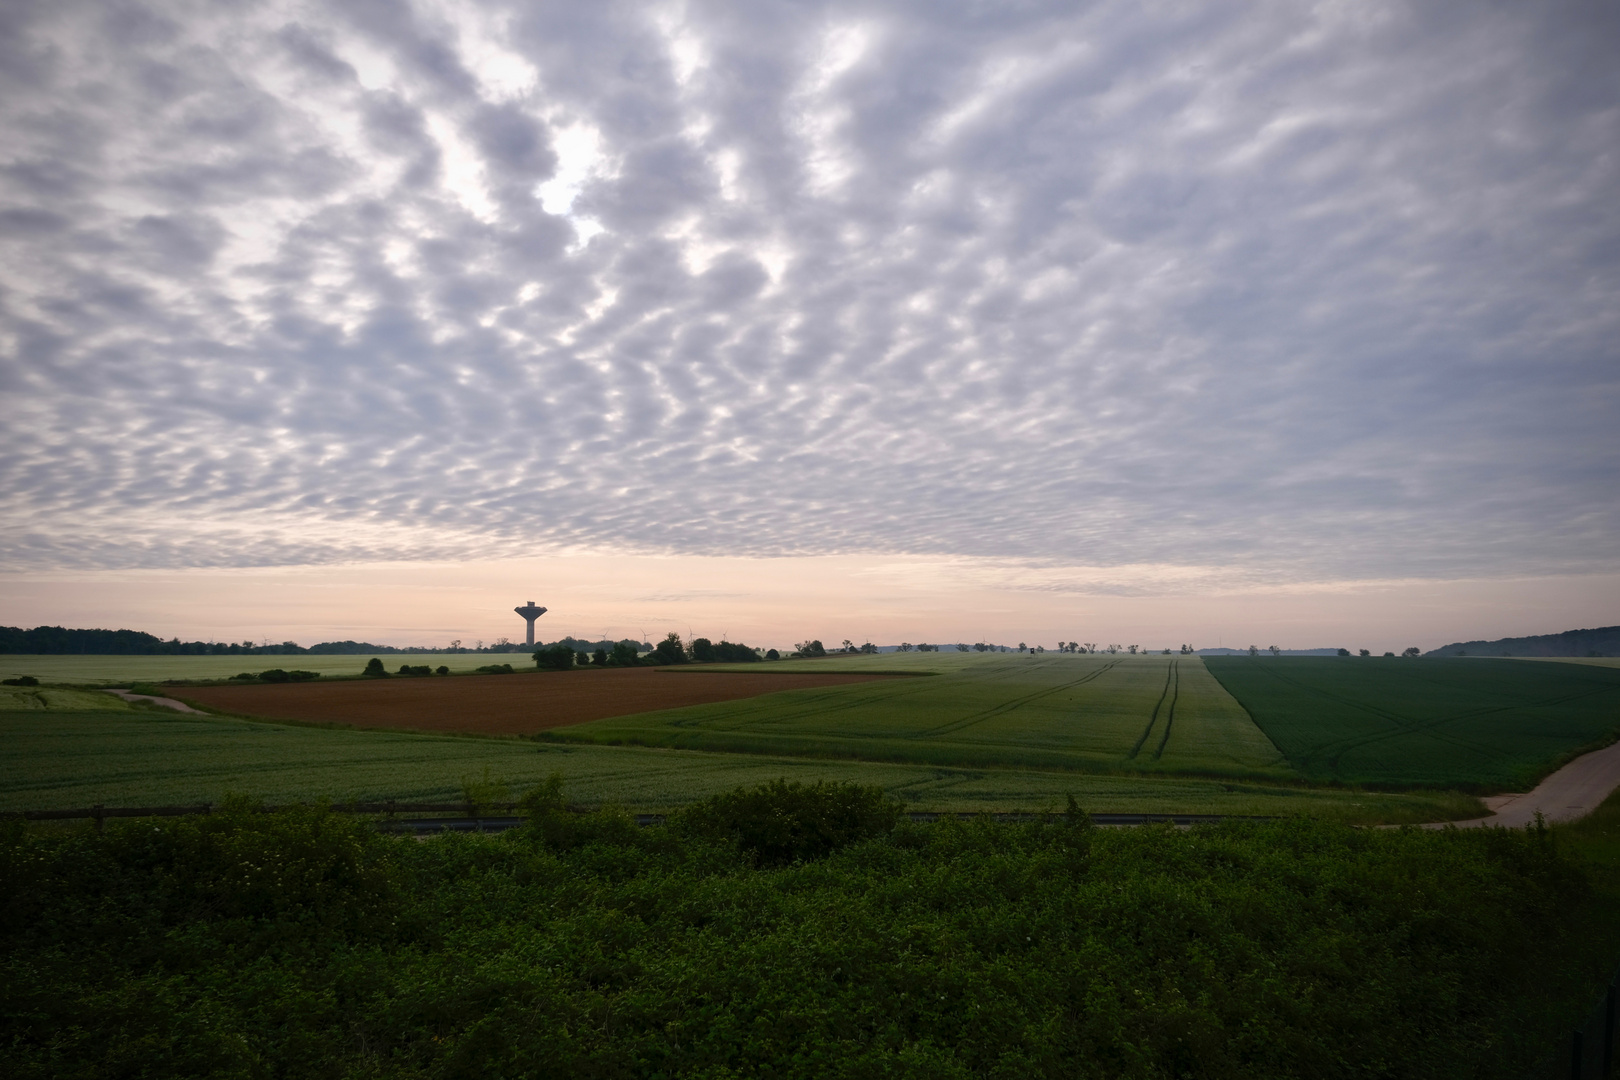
[514,601,548,646]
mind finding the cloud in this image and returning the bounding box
[0,0,1616,585]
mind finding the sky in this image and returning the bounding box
[1,0,1617,652]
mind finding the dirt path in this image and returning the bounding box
[169,667,902,736]
[103,689,208,715]
[1432,739,1620,828]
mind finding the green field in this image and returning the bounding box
[0,652,496,684]
[555,654,1293,779]
[0,700,1475,823]
[1204,656,1620,789]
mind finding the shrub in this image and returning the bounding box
[609,641,641,666]
[228,671,256,681]
[671,779,902,866]
[533,645,575,671]
[397,664,433,676]
[1,675,39,686]
[362,657,388,677]
[435,665,449,675]
[474,663,514,674]
[288,670,319,681]
[258,668,290,683]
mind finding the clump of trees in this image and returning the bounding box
[533,645,577,671]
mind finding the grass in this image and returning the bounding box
[553,653,1295,780]
[1204,656,1620,790]
[0,705,1478,823]
[0,652,499,685]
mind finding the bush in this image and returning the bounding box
[671,779,902,866]
[1,675,39,686]
[475,663,514,675]
[228,671,256,681]
[362,657,388,677]
[288,670,319,681]
[258,668,290,683]
[435,665,449,675]
[609,641,641,666]
[533,645,575,671]
[397,664,433,676]
[0,796,1611,1079]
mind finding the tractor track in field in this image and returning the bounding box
[1129,660,1180,760]
[1154,662,1180,760]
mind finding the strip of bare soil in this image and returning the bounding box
[172,668,898,736]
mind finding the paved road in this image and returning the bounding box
[102,688,208,715]
[1433,739,1620,828]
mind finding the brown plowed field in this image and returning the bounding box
[173,668,899,736]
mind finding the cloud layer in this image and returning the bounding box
[2,0,1617,582]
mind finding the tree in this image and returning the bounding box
[1248,645,1259,657]
[1337,648,1351,657]
[796,639,827,658]
[592,647,608,666]
[651,633,689,665]
[1268,645,1280,657]
[362,657,388,677]
[691,637,716,663]
[897,643,913,652]
[610,642,641,666]
[956,643,970,652]
[1018,642,1027,652]
[1402,647,1420,658]
[1359,649,1370,657]
[533,644,575,671]
[765,648,780,660]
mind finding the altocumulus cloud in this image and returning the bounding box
[0,0,1616,583]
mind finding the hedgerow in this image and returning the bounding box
[0,784,1604,1079]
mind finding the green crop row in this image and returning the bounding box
[1204,657,1620,789]
[0,708,1478,823]
[554,654,1295,780]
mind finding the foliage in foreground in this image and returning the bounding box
[0,782,1610,1079]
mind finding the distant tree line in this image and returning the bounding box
[533,633,771,671]
[0,626,310,655]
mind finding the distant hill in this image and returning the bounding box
[1424,626,1619,658]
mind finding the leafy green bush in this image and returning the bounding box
[258,668,291,682]
[671,778,903,866]
[1,675,38,686]
[474,663,514,674]
[397,664,432,676]
[287,669,319,682]
[1,792,1614,1079]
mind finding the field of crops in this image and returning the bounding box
[0,698,1478,822]
[555,654,1294,779]
[0,652,485,684]
[171,667,897,736]
[1204,656,1620,789]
